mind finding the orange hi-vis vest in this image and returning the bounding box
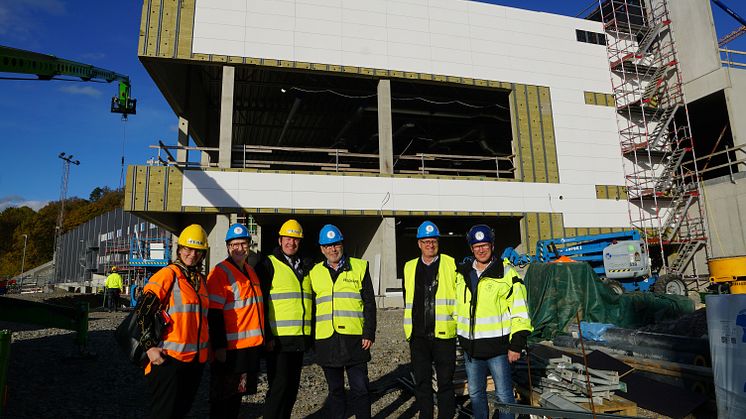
[143,264,210,368]
[207,259,265,349]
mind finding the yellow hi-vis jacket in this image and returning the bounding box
[267,255,313,337]
[309,257,368,339]
[105,273,123,291]
[455,260,533,357]
[402,254,457,340]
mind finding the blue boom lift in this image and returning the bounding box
[501,230,667,294]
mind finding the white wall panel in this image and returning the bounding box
[194,39,244,57]
[246,13,294,31]
[196,8,246,27]
[194,22,245,41]
[245,27,293,46]
[182,171,630,228]
[191,0,631,228]
[201,0,246,12]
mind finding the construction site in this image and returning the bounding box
[2,0,746,417]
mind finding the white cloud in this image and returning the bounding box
[0,196,49,211]
[0,0,65,38]
[59,85,102,97]
[80,52,106,61]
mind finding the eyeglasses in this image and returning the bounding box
[419,239,438,246]
[471,243,491,251]
[228,242,250,249]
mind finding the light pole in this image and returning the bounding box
[53,152,80,283]
[20,234,28,286]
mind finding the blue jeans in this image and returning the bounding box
[463,352,515,419]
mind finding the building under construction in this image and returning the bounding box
[124,0,746,302]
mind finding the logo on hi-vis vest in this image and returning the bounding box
[342,278,360,285]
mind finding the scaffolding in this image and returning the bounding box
[597,0,709,275]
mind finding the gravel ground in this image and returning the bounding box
[0,291,705,418]
[1,291,417,418]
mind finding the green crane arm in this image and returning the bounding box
[0,45,136,118]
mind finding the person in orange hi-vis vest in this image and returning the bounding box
[135,224,210,419]
[206,223,265,418]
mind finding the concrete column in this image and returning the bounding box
[207,215,230,270]
[374,80,397,305]
[177,116,189,164]
[219,66,235,169]
[377,79,393,174]
[362,218,398,307]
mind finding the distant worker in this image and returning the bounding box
[257,219,314,419]
[207,223,265,418]
[105,266,124,312]
[309,224,376,419]
[135,224,210,418]
[456,225,533,419]
[403,221,458,419]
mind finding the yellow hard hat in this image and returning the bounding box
[111,266,118,272]
[279,219,303,239]
[177,224,208,250]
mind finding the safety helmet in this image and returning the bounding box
[319,224,344,245]
[111,266,118,273]
[279,219,304,239]
[177,224,209,250]
[225,223,250,242]
[416,221,440,239]
[466,224,494,246]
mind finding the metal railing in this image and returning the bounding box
[720,48,746,69]
[150,143,516,179]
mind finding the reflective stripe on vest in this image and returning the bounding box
[268,255,313,337]
[402,254,458,340]
[455,266,533,341]
[310,257,367,339]
[211,261,265,349]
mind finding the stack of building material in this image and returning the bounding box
[534,355,626,406]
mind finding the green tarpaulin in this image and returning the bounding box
[524,262,694,341]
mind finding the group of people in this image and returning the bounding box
[132,218,532,419]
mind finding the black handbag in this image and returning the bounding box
[114,276,174,367]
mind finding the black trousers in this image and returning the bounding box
[409,336,457,419]
[106,288,120,311]
[263,351,304,419]
[322,362,371,419]
[146,356,204,419]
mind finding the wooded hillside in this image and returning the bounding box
[0,187,123,277]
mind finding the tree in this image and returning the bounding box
[89,186,112,202]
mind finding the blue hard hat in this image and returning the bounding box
[319,224,344,245]
[417,221,440,239]
[466,224,494,246]
[225,223,250,242]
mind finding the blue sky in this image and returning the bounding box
[0,0,745,210]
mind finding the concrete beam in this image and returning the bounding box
[219,66,235,169]
[377,79,393,175]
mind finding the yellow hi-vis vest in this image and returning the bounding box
[455,264,533,341]
[267,255,313,337]
[309,257,368,340]
[402,254,457,340]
